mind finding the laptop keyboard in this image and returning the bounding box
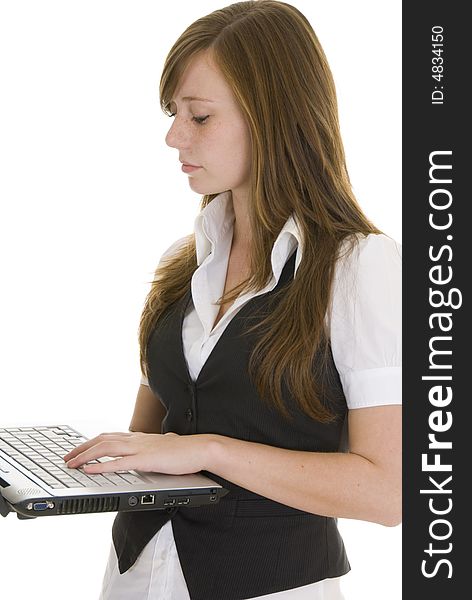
[0,425,146,489]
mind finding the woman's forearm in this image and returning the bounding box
[203,433,401,527]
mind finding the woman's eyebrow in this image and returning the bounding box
[178,96,216,103]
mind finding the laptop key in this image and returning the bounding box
[119,473,147,485]
[57,478,84,488]
[102,474,127,485]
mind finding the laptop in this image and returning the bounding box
[0,424,228,519]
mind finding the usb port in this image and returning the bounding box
[141,494,155,505]
[164,498,176,506]
[177,497,190,505]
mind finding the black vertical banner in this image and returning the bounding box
[403,1,469,597]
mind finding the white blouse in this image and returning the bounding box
[103,190,402,599]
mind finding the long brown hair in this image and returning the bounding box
[140,0,381,422]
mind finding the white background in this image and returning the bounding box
[0,1,401,598]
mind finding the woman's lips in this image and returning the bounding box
[181,164,202,173]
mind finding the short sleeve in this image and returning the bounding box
[329,233,402,409]
[140,235,190,387]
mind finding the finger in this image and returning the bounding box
[83,456,131,474]
[63,432,132,461]
[63,438,101,462]
[66,439,129,466]
[66,440,132,468]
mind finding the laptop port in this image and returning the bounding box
[33,501,54,511]
[177,497,190,505]
[209,495,217,501]
[141,494,155,505]
[164,498,176,506]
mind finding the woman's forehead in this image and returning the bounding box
[172,53,229,104]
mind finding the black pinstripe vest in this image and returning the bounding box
[112,250,350,600]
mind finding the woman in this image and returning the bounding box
[64,1,401,598]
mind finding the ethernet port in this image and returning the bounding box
[141,494,155,505]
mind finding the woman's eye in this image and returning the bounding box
[167,113,209,125]
[192,115,209,125]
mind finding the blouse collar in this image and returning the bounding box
[193,191,303,281]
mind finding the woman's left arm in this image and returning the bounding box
[64,406,401,526]
[204,404,401,527]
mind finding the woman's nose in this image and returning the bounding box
[165,118,188,150]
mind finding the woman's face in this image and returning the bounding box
[165,51,252,199]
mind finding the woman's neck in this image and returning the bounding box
[231,190,252,250]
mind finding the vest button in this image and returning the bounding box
[185,408,193,421]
